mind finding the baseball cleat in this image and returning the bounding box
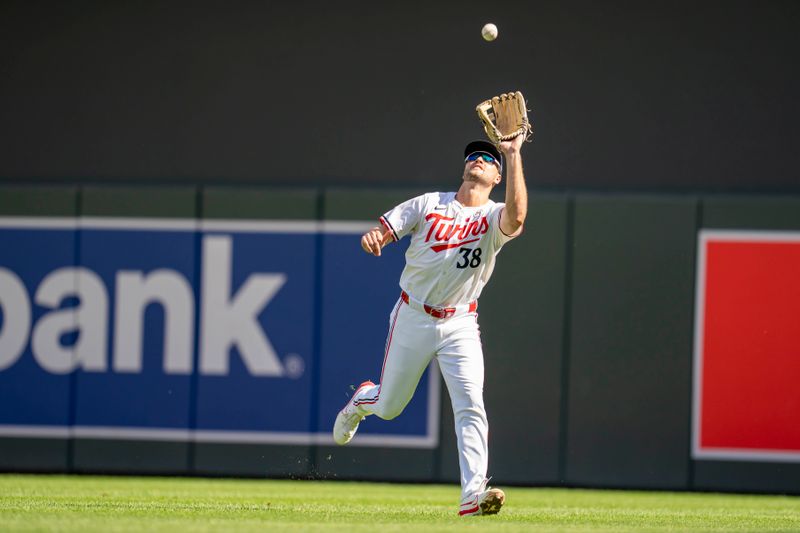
[459,487,505,517]
[332,380,375,445]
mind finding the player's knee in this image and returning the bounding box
[382,410,402,421]
[454,405,487,425]
[376,401,405,421]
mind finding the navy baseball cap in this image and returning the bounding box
[464,140,503,171]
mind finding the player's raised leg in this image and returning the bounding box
[333,299,436,445]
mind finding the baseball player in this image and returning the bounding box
[333,133,527,517]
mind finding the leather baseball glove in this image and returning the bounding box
[476,91,534,146]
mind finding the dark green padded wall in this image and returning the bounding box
[565,195,697,489]
[0,186,78,216]
[72,186,197,474]
[693,195,800,494]
[73,440,190,475]
[0,186,78,472]
[322,188,425,221]
[0,438,69,473]
[702,196,800,230]
[81,186,197,218]
[193,187,318,478]
[203,187,319,220]
[4,185,800,494]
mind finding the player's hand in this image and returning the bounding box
[499,133,525,155]
[361,227,389,256]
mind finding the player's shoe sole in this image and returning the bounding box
[459,487,505,516]
[479,488,505,515]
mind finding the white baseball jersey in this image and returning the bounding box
[379,191,516,307]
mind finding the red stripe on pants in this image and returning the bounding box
[377,300,403,399]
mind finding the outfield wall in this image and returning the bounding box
[1,185,799,495]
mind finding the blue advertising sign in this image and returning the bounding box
[193,227,316,441]
[0,217,439,448]
[317,231,439,447]
[0,222,76,434]
[74,222,198,435]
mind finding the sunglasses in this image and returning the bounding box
[465,152,499,166]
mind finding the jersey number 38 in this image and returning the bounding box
[456,247,482,269]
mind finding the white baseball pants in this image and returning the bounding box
[352,297,489,503]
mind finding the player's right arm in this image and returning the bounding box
[498,133,527,237]
[361,227,394,256]
[365,193,427,256]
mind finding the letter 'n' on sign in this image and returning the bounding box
[113,270,195,374]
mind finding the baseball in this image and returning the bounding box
[481,23,498,42]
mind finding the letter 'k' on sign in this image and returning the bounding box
[200,235,286,376]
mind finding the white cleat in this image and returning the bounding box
[332,380,375,445]
[459,487,506,517]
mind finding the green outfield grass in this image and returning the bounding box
[0,474,799,532]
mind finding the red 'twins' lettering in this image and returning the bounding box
[424,212,489,252]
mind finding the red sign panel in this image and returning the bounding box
[693,231,800,462]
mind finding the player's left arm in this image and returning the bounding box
[498,133,527,237]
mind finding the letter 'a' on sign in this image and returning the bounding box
[0,268,31,371]
[200,235,287,377]
[32,267,108,374]
[692,230,800,463]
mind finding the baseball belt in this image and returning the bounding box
[400,290,477,319]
